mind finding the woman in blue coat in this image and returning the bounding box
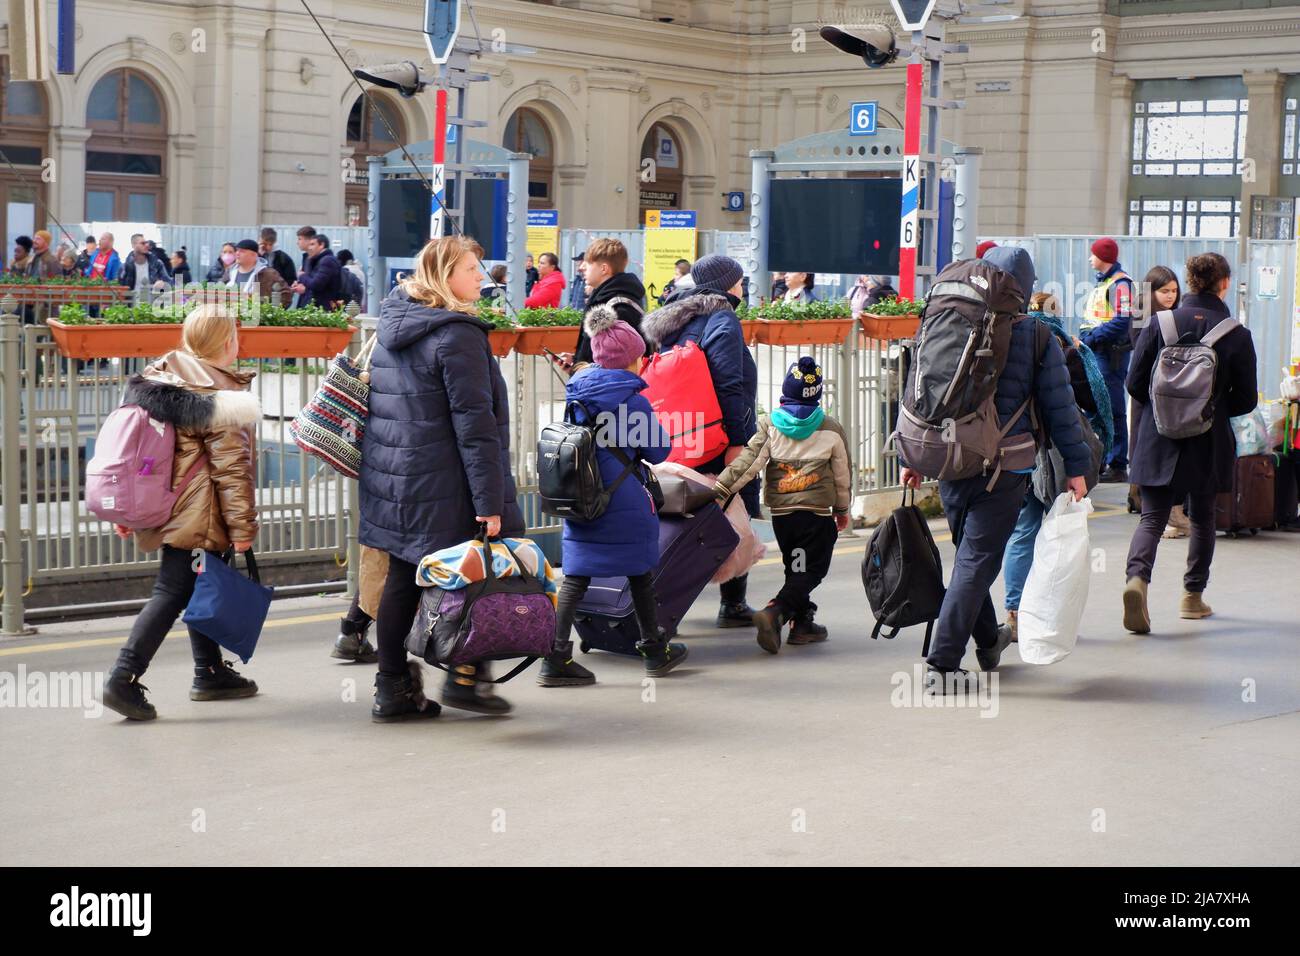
[641,254,761,631]
[360,235,525,722]
[541,307,686,686]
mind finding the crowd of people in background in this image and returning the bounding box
[5,225,367,313]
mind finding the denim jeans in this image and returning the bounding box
[1001,491,1047,612]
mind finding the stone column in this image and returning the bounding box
[1102,75,1135,237]
[1242,69,1285,241]
[168,133,198,223]
[51,126,92,225]
[222,31,265,224]
[585,68,643,228]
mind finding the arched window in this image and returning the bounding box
[85,69,167,222]
[344,94,406,226]
[504,107,554,209]
[0,56,51,256]
[639,123,684,213]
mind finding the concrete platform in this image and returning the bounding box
[1,484,1297,866]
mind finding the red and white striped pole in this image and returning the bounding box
[897,59,923,301]
[430,88,448,239]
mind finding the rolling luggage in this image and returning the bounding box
[574,502,739,656]
[1215,454,1275,537]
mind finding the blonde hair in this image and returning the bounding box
[585,238,628,274]
[1029,291,1060,316]
[182,304,239,362]
[400,235,484,310]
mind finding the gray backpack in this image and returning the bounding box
[892,259,1037,491]
[1149,310,1239,440]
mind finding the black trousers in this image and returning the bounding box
[771,510,838,619]
[376,555,422,677]
[553,572,659,652]
[1126,486,1217,592]
[116,545,224,676]
[926,472,1028,672]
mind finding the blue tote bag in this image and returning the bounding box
[183,549,274,663]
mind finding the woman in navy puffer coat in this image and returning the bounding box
[359,236,525,722]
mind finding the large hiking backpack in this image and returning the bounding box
[1150,310,1239,440]
[537,400,650,522]
[892,259,1036,488]
[862,488,946,653]
[85,405,208,529]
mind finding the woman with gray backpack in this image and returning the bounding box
[1122,253,1258,633]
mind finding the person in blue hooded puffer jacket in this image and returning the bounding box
[900,245,1092,691]
[539,306,687,687]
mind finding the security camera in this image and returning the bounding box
[819,25,898,69]
[352,61,426,98]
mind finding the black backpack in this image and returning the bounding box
[341,269,365,308]
[862,488,946,653]
[537,400,657,522]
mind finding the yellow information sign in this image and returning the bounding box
[643,209,698,303]
[526,210,559,265]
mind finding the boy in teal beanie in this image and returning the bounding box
[714,356,852,653]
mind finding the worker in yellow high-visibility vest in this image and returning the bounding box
[1079,237,1134,482]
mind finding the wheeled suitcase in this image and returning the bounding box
[573,502,740,656]
[1215,454,1275,537]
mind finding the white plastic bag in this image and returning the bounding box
[1017,493,1094,665]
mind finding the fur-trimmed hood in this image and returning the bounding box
[640,292,733,350]
[124,350,261,429]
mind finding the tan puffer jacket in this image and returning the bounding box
[122,350,261,553]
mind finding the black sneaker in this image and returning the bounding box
[537,644,596,687]
[1099,466,1128,484]
[752,603,785,655]
[102,668,157,721]
[716,602,757,628]
[923,666,979,696]
[331,631,378,663]
[190,660,259,701]
[787,612,829,645]
[441,664,512,715]
[975,624,1014,672]
[372,663,442,722]
[636,637,689,677]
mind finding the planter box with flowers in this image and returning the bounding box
[476,303,520,357]
[747,300,857,346]
[859,296,923,340]
[46,299,356,360]
[512,307,583,356]
[0,275,128,311]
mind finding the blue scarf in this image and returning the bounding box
[1030,311,1114,452]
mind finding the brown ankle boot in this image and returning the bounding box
[1180,591,1213,619]
[1122,577,1151,634]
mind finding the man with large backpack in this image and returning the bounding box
[896,247,1092,691]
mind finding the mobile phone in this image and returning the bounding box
[541,346,567,364]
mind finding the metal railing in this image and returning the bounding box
[2,301,907,632]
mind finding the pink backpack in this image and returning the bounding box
[85,405,207,529]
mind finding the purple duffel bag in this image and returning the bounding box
[405,537,556,683]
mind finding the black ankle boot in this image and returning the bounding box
[636,633,689,677]
[332,630,378,663]
[190,660,259,701]
[717,575,756,627]
[787,610,829,645]
[102,667,157,721]
[442,663,513,714]
[537,642,596,687]
[752,602,786,654]
[373,662,442,722]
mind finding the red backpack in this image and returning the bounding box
[639,341,729,466]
